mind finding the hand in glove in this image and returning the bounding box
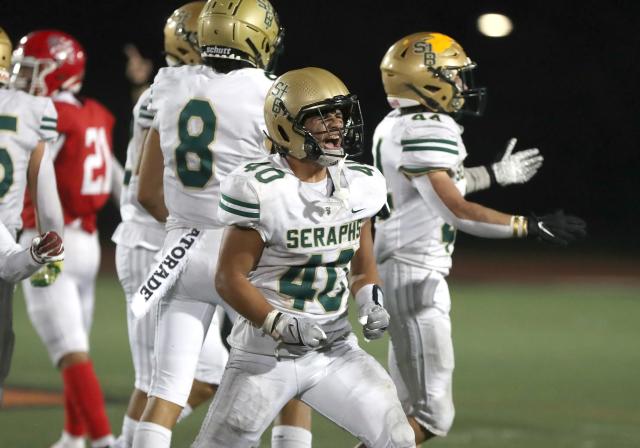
[492,138,544,186]
[262,310,327,349]
[356,285,390,341]
[527,210,587,246]
[30,231,64,264]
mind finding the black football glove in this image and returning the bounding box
[527,210,587,246]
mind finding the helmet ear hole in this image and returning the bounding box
[277,125,290,142]
[424,85,440,93]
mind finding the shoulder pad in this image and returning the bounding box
[343,161,387,219]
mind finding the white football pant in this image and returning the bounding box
[116,243,229,392]
[20,227,99,365]
[193,334,416,448]
[148,228,234,405]
[380,259,455,436]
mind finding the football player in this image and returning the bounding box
[372,32,586,444]
[11,30,122,448]
[0,26,64,405]
[131,1,309,447]
[192,66,415,448]
[111,3,231,447]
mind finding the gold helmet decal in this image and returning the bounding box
[164,1,205,66]
[380,32,487,116]
[264,67,364,166]
[0,27,12,85]
[198,0,284,70]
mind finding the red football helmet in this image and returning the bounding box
[10,30,85,97]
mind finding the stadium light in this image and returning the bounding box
[477,13,513,37]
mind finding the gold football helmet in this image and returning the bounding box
[164,1,205,66]
[0,27,12,85]
[380,32,487,116]
[264,67,364,166]
[198,0,284,71]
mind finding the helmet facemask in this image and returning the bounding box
[281,94,364,167]
[426,62,487,117]
[10,56,56,96]
[264,25,285,74]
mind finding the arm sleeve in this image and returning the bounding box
[0,222,40,282]
[36,144,64,234]
[411,175,513,239]
[218,173,266,240]
[399,122,461,176]
[464,165,492,194]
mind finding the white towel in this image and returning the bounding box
[130,228,202,318]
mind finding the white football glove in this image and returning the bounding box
[30,231,64,264]
[356,284,390,341]
[262,310,327,349]
[491,138,544,186]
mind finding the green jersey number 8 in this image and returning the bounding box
[176,99,216,188]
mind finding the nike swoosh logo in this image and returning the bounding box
[538,222,555,238]
[352,208,365,213]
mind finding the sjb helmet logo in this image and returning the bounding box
[270,81,288,114]
[256,0,275,27]
[413,41,436,66]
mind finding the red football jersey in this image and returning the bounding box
[23,96,115,233]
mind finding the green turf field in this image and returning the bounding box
[2,276,639,447]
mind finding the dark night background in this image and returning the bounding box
[4,0,640,257]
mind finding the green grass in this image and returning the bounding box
[2,276,640,447]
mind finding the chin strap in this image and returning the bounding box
[327,157,350,208]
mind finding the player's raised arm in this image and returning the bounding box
[464,137,544,194]
[416,170,586,244]
[138,128,168,222]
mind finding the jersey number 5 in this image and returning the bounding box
[176,99,216,188]
[0,148,13,199]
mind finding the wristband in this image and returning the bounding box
[486,164,498,186]
[260,309,282,337]
[510,215,527,238]
[355,284,384,308]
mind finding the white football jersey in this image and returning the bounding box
[0,89,58,233]
[373,110,467,275]
[150,65,273,231]
[112,87,165,249]
[219,155,387,355]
